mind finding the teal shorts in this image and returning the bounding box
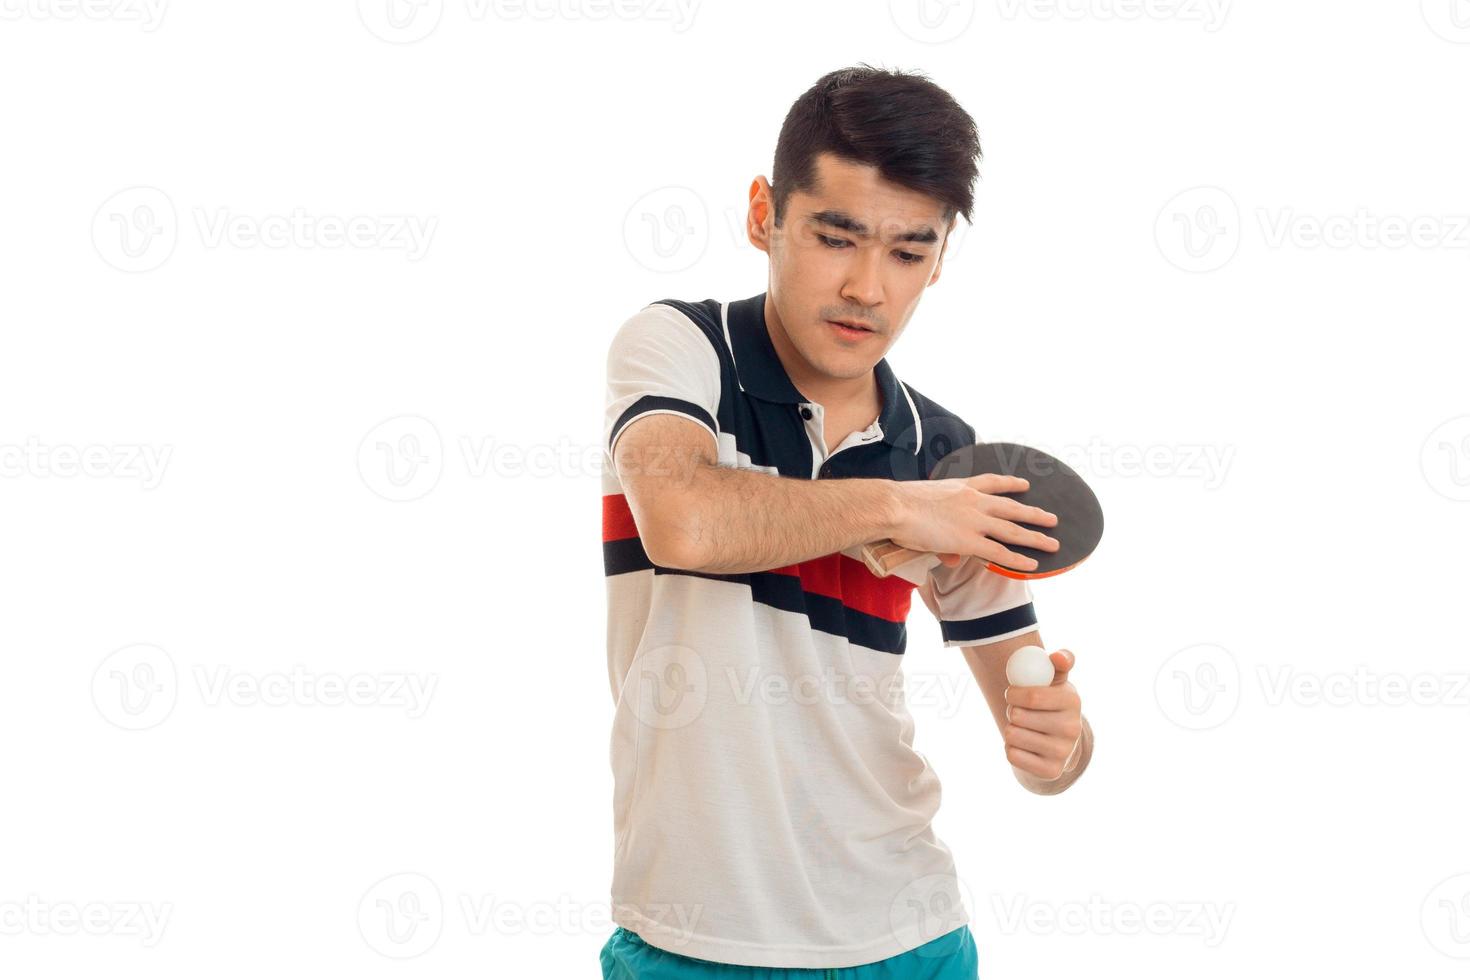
[599,924,979,979]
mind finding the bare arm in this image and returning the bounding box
[613,415,1060,575]
[957,630,1092,795]
[911,575,1087,799]
[613,414,904,573]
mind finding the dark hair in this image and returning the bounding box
[770,64,982,232]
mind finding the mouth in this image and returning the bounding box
[826,319,876,338]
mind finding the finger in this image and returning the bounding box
[1005,705,1083,738]
[983,517,1060,552]
[1005,744,1065,781]
[977,540,1039,573]
[970,474,1029,494]
[1004,724,1073,759]
[1005,682,1079,712]
[992,498,1059,527]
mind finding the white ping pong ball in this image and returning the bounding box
[1006,645,1055,687]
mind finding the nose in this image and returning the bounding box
[840,247,884,310]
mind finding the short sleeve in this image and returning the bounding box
[916,555,1039,648]
[604,303,722,471]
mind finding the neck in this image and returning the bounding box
[763,292,878,412]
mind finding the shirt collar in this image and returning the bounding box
[723,293,921,455]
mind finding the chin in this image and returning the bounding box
[813,348,874,379]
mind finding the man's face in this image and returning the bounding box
[749,151,954,384]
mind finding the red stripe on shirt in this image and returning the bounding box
[604,494,916,623]
[603,493,640,541]
[768,554,915,623]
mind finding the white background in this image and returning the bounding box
[2,1,1468,977]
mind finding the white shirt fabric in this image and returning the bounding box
[600,293,1039,969]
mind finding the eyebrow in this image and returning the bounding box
[806,209,940,245]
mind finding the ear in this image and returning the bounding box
[747,176,774,254]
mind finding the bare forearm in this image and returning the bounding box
[667,467,903,575]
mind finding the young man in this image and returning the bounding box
[599,65,1094,978]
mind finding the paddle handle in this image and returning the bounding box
[858,540,929,578]
[859,540,1056,582]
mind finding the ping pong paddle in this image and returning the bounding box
[859,442,1103,581]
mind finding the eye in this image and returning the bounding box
[818,234,924,265]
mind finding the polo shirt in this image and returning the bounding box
[600,291,1040,969]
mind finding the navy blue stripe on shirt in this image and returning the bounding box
[938,603,1038,646]
[602,543,910,655]
[747,569,908,655]
[609,395,717,452]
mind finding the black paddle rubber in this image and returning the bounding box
[928,442,1104,579]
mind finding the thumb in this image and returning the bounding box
[1049,648,1074,685]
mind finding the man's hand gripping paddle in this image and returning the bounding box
[859,442,1104,581]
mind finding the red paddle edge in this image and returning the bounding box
[985,551,1093,581]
